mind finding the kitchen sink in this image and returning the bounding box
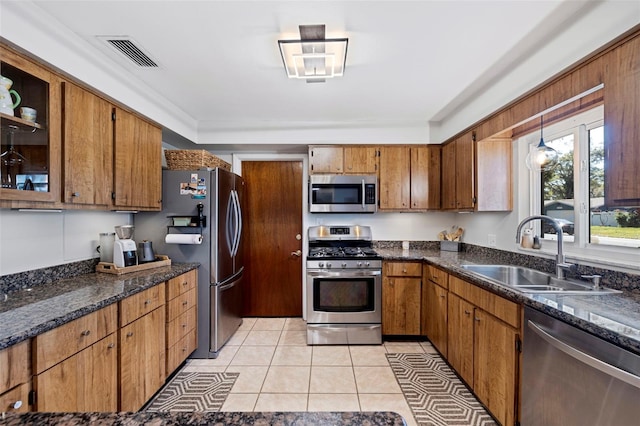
[460,264,621,295]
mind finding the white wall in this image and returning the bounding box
[0,210,133,275]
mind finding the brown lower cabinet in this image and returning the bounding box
[424,270,521,426]
[0,340,31,413]
[382,261,422,335]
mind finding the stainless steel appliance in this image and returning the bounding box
[309,175,377,213]
[135,168,245,358]
[522,307,640,426]
[306,225,382,344]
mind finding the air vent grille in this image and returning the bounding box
[101,37,158,67]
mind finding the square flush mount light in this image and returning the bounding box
[278,25,348,82]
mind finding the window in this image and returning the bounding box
[529,106,640,253]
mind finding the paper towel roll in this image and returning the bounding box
[165,234,203,245]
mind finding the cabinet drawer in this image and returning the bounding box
[0,340,31,394]
[166,307,197,347]
[34,304,117,374]
[384,262,422,277]
[449,276,520,328]
[0,382,30,413]
[167,270,197,301]
[167,328,197,374]
[166,287,196,323]
[120,283,166,327]
[427,265,449,289]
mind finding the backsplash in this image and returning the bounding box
[0,258,99,295]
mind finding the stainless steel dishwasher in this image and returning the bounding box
[522,307,640,426]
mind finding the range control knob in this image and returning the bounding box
[326,262,332,268]
[357,261,363,267]
[319,262,325,268]
[342,262,347,268]
[365,261,370,267]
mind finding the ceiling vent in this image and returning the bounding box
[97,36,159,67]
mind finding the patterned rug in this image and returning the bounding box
[386,353,497,426]
[145,371,239,412]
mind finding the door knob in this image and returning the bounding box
[291,250,302,257]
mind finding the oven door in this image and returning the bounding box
[306,269,381,324]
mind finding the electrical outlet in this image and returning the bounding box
[488,234,497,247]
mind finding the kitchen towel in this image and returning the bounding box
[165,234,203,245]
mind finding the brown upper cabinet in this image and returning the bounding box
[441,132,475,211]
[62,82,113,207]
[379,145,441,211]
[309,145,378,175]
[603,33,640,206]
[113,107,162,211]
[0,45,62,205]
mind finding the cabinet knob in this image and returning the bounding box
[182,324,187,328]
[71,192,80,197]
[464,310,471,315]
[81,330,91,336]
[440,294,445,298]
[144,299,151,305]
[182,301,188,306]
[182,281,188,286]
[182,347,187,352]
[402,269,407,273]
[107,343,115,349]
[126,332,134,337]
[475,317,481,322]
[12,400,23,410]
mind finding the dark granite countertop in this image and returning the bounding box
[376,245,640,355]
[0,411,406,425]
[0,262,199,350]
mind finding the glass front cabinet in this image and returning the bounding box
[1,45,61,204]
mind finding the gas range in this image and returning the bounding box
[307,225,381,270]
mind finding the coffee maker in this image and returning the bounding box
[113,225,137,267]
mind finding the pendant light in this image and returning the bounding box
[525,116,558,171]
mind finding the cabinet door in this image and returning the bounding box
[473,309,518,426]
[0,46,62,204]
[476,136,512,211]
[309,146,343,173]
[34,334,117,412]
[455,132,475,210]
[447,293,474,385]
[62,82,113,206]
[382,276,421,335]
[113,107,162,210]
[441,141,456,209]
[410,145,441,210]
[379,146,410,210]
[422,279,448,357]
[604,34,640,206]
[344,146,377,174]
[0,382,30,413]
[0,340,30,395]
[119,306,166,412]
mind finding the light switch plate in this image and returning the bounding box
[488,234,497,247]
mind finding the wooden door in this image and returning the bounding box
[119,307,165,411]
[62,82,113,206]
[604,34,640,206]
[309,146,343,173]
[455,132,475,210]
[83,334,118,411]
[113,108,162,210]
[242,161,303,316]
[382,276,421,335]
[410,145,441,210]
[344,146,378,174]
[379,146,410,210]
[473,309,518,426]
[422,279,448,357]
[447,293,474,385]
[476,137,512,211]
[441,141,456,209]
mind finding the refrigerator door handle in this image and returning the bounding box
[226,192,234,254]
[232,189,242,257]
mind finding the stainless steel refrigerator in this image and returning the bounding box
[135,168,244,358]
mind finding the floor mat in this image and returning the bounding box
[386,353,497,426]
[145,371,239,412]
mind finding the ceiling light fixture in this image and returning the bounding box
[278,24,348,82]
[526,116,559,171]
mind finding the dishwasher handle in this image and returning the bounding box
[528,319,640,390]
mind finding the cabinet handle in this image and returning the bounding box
[144,299,151,305]
[432,276,439,282]
[440,294,445,298]
[126,332,134,337]
[182,324,187,328]
[71,192,80,197]
[182,347,187,352]
[107,343,115,349]
[81,330,91,336]
[402,269,407,273]
[182,281,188,286]
[475,317,481,322]
[183,301,188,306]
[464,310,471,315]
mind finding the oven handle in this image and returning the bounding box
[307,270,381,278]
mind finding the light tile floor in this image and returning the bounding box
[182,317,439,426]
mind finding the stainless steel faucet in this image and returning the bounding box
[516,215,575,279]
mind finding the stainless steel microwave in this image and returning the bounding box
[309,175,377,213]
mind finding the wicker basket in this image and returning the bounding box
[164,149,231,171]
